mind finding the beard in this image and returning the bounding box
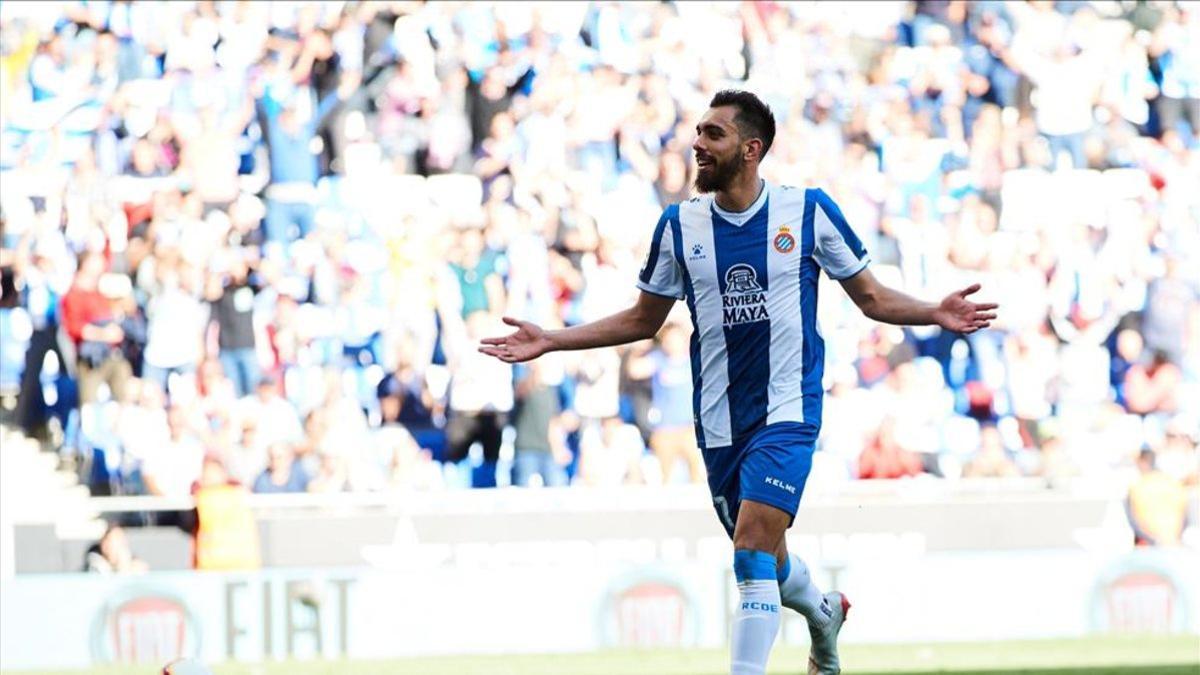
[693,151,743,193]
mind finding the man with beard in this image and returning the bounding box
[480,90,997,675]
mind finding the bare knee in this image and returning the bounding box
[732,500,791,553]
[733,523,776,553]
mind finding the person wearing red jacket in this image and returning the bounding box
[60,252,131,404]
[858,417,925,480]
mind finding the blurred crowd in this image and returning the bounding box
[0,1,1196,502]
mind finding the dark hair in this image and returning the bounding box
[709,90,776,156]
[0,266,16,309]
[1137,448,1156,468]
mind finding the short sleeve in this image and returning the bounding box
[810,188,870,281]
[636,206,685,299]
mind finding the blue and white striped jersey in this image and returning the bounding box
[636,182,869,450]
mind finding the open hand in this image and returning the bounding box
[478,316,551,363]
[933,284,998,334]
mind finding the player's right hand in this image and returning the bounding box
[933,283,998,334]
[478,316,550,363]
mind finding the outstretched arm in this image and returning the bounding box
[478,291,675,363]
[840,269,997,334]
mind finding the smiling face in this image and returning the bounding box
[693,106,757,193]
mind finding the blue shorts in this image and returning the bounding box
[702,422,818,538]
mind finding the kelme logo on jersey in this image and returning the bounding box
[773,226,796,254]
[722,264,769,326]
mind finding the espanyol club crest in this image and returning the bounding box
[773,226,796,254]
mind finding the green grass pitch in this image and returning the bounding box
[6,635,1198,675]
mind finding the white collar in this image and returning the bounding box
[711,180,768,226]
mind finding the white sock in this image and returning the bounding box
[732,580,782,675]
[731,551,782,675]
[778,553,832,628]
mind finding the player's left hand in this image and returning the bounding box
[933,283,997,334]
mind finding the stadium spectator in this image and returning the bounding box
[252,441,310,494]
[511,359,570,488]
[259,71,358,247]
[174,97,251,216]
[1028,432,1080,483]
[444,311,513,487]
[307,370,381,492]
[195,358,240,449]
[140,257,206,396]
[1109,328,1143,408]
[376,424,444,491]
[963,425,1021,479]
[1150,4,1200,138]
[1124,350,1182,416]
[141,404,205,497]
[0,0,1195,500]
[307,447,353,493]
[630,322,702,484]
[1014,39,1100,170]
[194,455,261,570]
[60,252,131,405]
[858,416,926,480]
[1141,255,1198,364]
[205,256,261,398]
[466,64,534,154]
[239,374,303,450]
[1127,448,1189,547]
[575,415,648,487]
[1005,327,1058,444]
[619,339,657,447]
[571,346,623,428]
[376,352,444,457]
[1159,419,1200,488]
[84,524,148,574]
[115,378,169,490]
[11,241,70,436]
[27,33,71,102]
[447,228,506,318]
[196,453,239,491]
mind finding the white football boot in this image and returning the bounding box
[807,591,851,675]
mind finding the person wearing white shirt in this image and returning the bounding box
[446,311,513,487]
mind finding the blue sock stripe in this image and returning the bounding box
[733,549,778,582]
[776,554,791,584]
